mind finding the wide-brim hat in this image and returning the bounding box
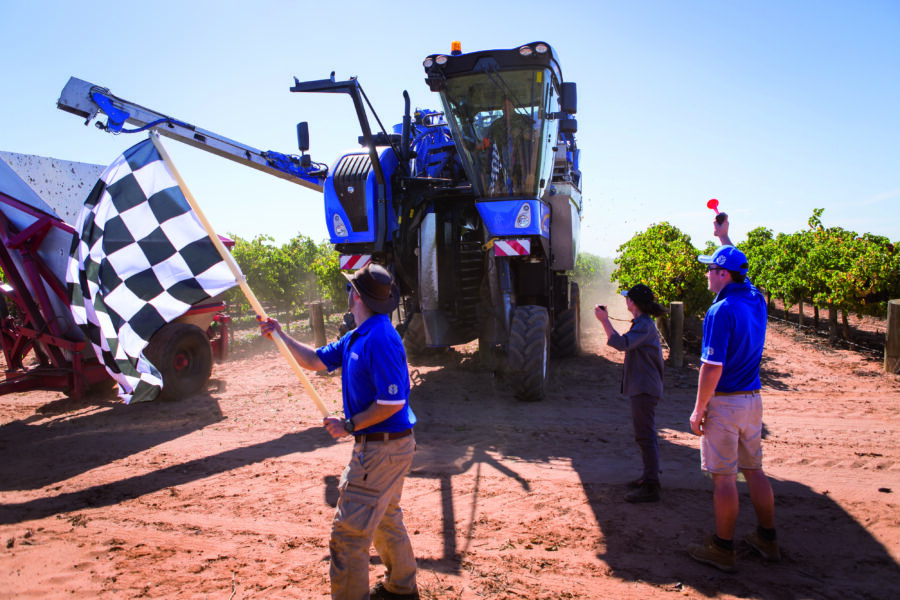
[343,263,400,314]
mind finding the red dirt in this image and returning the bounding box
[2,311,899,599]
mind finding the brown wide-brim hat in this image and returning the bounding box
[343,263,400,314]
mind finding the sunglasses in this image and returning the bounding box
[346,282,354,293]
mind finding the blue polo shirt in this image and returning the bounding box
[701,280,767,393]
[316,313,415,434]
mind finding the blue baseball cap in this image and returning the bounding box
[698,245,749,275]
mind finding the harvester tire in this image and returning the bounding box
[144,322,212,401]
[507,305,549,402]
[551,282,581,358]
[402,313,428,358]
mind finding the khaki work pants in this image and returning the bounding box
[330,434,416,600]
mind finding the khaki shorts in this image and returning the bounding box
[701,392,764,475]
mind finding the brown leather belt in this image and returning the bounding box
[714,389,761,396]
[355,428,413,443]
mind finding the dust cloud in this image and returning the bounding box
[575,256,631,331]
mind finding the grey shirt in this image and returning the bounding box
[606,313,664,398]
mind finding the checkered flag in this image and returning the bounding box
[490,145,502,195]
[67,138,238,403]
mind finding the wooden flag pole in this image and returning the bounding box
[150,132,330,418]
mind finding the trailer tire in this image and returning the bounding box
[507,305,549,402]
[144,323,212,401]
[552,282,581,358]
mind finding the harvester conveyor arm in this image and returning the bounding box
[57,77,325,193]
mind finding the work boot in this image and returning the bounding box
[745,529,781,561]
[625,480,660,503]
[688,534,737,573]
[627,475,662,489]
[369,580,420,600]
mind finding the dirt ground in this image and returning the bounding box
[2,303,900,599]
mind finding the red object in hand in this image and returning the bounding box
[707,198,727,224]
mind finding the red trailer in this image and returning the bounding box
[0,153,229,401]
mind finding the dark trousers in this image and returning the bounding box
[630,393,661,483]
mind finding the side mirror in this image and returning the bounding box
[559,118,578,134]
[560,82,577,115]
[297,122,310,152]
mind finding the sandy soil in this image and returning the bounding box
[2,309,900,599]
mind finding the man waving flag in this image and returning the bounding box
[67,138,238,403]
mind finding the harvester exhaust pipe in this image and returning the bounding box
[401,91,411,171]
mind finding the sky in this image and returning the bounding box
[1,0,898,258]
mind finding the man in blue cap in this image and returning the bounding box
[687,218,779,572]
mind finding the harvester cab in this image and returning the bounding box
[426,42,576,202]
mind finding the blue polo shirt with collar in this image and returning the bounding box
[701,279,767,393]
[316,313,415,434]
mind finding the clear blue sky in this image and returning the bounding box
[2,0,898,257]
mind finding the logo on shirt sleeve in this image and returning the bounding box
[708,347,715,356]
[388,384,398,395]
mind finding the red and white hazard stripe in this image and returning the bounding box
[340,254,372,270]
[493,239,531,257]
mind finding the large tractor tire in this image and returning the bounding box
[507,305,550,402]
[551,281,581,358]
[144,322,212,401]
[401,312,428,357]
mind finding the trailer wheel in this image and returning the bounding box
[144,323,212,401]
[552,281,581,358]
[507,305,549,402]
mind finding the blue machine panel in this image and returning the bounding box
[324,147,399,244]
[476,199,550,238]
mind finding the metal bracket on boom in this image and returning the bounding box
[90,92,130,132]
[57,77,325,192]
[290,73,389,252]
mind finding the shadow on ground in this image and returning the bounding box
[0,383,334,525]
[405,346,900,599]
